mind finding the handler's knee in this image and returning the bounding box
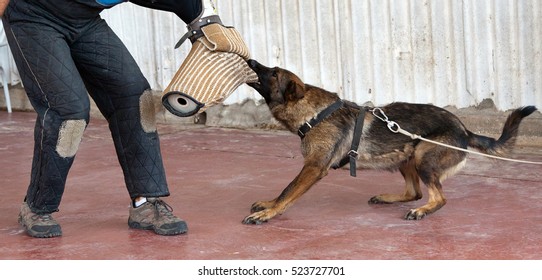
[139,90,157,133]
[56,119,87,158]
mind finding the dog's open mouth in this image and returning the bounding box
[247,81,261,91]
[246,59,261,90]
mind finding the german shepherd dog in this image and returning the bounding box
[243,59,537,224]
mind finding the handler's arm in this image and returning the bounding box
[0,0,9,17]
[129,0,202,23]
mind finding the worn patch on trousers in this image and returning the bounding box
[56,119,86,158]
[140,90,157,133]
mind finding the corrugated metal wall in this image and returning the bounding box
[7,0,540,111]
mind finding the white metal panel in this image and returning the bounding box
[215,0,541,110]
[5,0,540,111]
[101,5,192,91]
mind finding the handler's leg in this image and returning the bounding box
[72,18,187,235]
[3,5,90,238]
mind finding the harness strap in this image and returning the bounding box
[298,99,344,138]
[335,107,367,177]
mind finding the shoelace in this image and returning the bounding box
[31,213,54,222]
[151,199,175,219]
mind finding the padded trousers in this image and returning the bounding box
[3,0,170,214]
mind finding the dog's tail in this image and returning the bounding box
[467,106,537,155]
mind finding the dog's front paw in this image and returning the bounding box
[404,209,426,220]
[242,209,277,225]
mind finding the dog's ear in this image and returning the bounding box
[284,80,305,101]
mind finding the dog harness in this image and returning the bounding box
[297,99,344,138]
[336,106,368,177]
[296,99,367,177]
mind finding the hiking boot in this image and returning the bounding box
[128,198,188,235]
[18,202,62,238]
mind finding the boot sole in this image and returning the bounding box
[128,219,188,236]
[18,216,62,238]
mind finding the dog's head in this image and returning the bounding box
[247,59,305,109]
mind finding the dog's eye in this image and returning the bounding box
[272,71,278,78]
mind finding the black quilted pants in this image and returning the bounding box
[3,1,170,214]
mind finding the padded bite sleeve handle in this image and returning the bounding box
[162,22,258,117]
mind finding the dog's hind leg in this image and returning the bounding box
[404,142,467,220]
[243,162,328,224]
[404,180,446,220]
[368,159,422,204]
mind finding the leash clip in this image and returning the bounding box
[372,108,401,133]
[387,121,400,133]
[371,108,388,122]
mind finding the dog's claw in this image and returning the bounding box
[404,209,426,220]
[242,216,267,225]
[243,208,277,225]
[368,196,392,204]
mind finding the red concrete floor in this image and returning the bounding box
[1,111,542,260]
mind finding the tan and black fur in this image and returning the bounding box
[243,59,537,224]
